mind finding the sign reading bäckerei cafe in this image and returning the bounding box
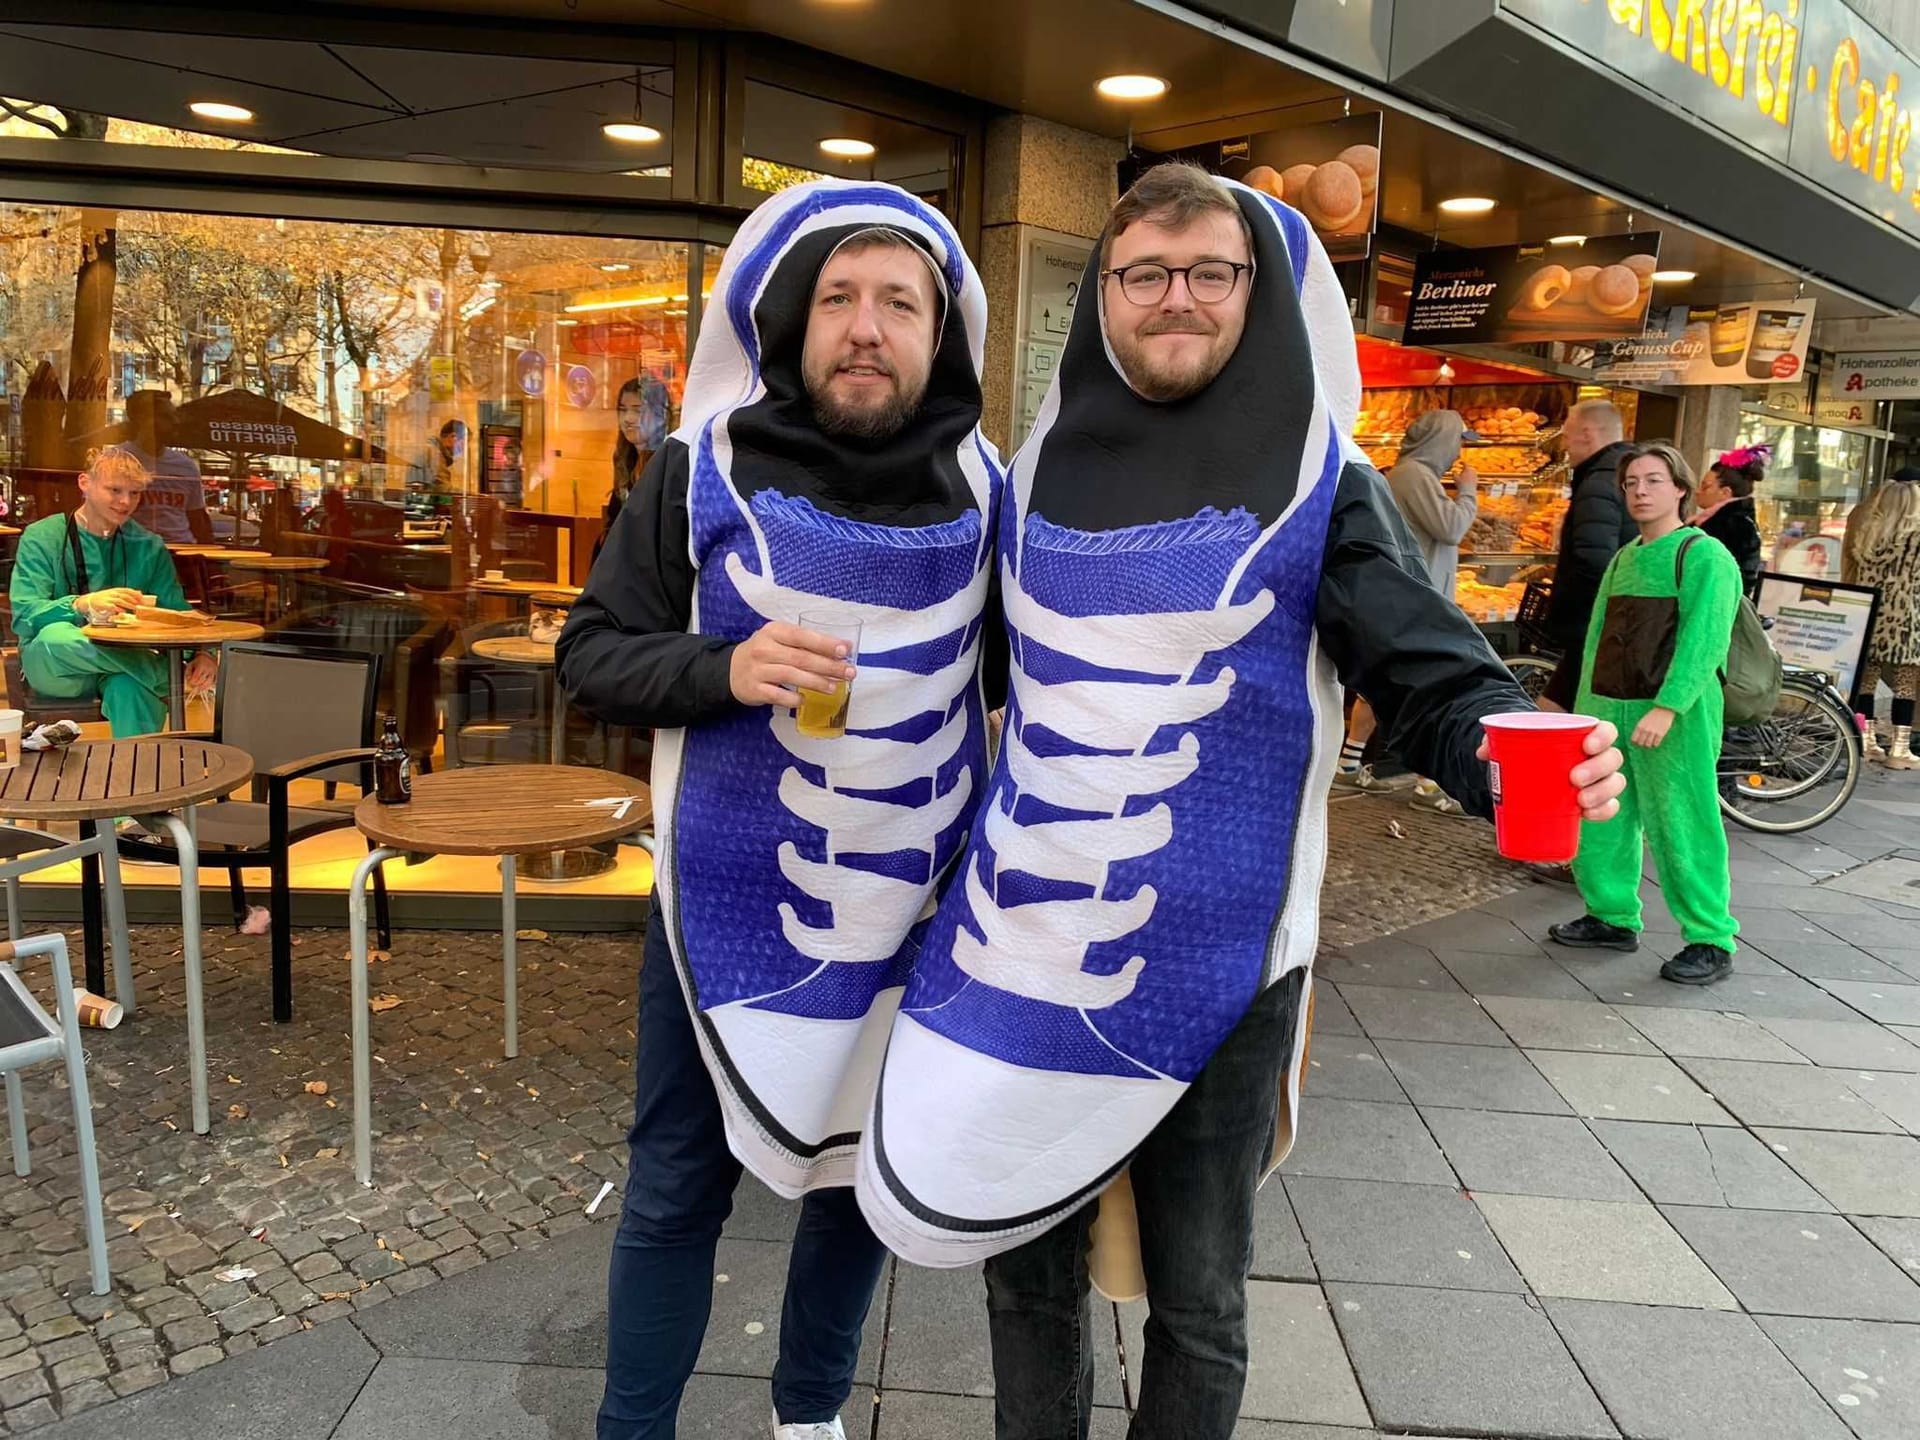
[1501,1,1920,240]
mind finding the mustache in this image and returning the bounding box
[1139,316,1215,336]
[832,353,897,377]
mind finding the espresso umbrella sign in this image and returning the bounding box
[91,390,387,463]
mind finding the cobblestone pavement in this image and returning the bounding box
[14,770,1920,1436]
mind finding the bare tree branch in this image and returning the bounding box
[0,97,70,137]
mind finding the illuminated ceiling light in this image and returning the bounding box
[1548,234,1587,246]
[1439,196,1498,215]
[600,262,631,272]
[819,137,876,160]
[556,318,580,326]
[1651,269,1697,283]
[1096,74,1169,101]
[563,291,687,314]
[605,65,660,144]
[189,100,253,123]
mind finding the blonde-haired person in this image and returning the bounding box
[8,446,215,736]
[1549,443,1743,986]
[1845,467,1920,766]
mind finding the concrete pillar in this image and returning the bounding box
[1675,385,1744,479]
[978,115,1124,453]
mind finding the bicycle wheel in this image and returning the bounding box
[1718,679,1861,833]
[1507,654,1556,705]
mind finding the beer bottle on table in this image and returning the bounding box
[374,713,412,805]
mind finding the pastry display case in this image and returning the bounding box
[1355,382,1576,627]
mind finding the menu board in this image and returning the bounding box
[1755,573,1879,698]
[1401,234,1662,346]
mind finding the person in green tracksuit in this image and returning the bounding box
[1550,441,1742,986]
[10,446,217,737]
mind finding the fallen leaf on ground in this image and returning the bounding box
[226,1103,249,1121]
[1386,820,1409,840]
[342,949,391,964]
[314,1147,339,1160]
[515,929,549,942]
[304,1080,330,1096]
[369,994,403,1012]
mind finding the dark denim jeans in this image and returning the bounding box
[983,968,1306,1440]
[597,907,889,1439]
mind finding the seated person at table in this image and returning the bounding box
[9,446,217,737]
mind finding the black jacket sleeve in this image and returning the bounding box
[1317,459,1533,817]
[1701,505,1763,598]
[1547,447,1633,645]
[556,441,739,728]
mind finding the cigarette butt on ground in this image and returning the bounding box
[587,1181,615,1216]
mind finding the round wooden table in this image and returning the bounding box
[346,764,651,1186]
[0,739,255,1136]
[83,617,266,731]
[471,578,578,622]
[83,616,266,731]
[224,554,328,619]
[467,636,611,881]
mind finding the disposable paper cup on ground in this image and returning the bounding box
[74,989,124,1029]
[0,709,22,770]
[1480,712,1599,864]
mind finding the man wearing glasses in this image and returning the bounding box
[856,164,1626,1439]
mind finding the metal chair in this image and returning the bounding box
[0,932,109,1295]
[117,642,391,1022]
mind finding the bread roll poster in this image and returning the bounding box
[1402,233,1663,345]
[1124,114,1382,261]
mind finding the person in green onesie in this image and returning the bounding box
[1549,441,1742,986]
[10,446,218,737]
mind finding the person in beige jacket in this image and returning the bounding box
[1332,408,1480,811]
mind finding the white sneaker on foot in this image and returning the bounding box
[772,1412,845,1440]
[1332,763,1394,793]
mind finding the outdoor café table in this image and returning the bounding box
[470,578,579,621]
[223,554,328,621]
[346,763,651,1185]
[82,616,266,732]
[0,739,254,1136]
[467,635,613,881]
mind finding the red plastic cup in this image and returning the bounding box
[1479,712,1600,864]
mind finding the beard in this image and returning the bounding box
[1110,315,1233,403]
[804,351,929,443]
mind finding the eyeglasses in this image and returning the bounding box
[1102,261,1253,306]
[1620,475,1677,492]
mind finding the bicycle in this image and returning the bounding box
[1497,582,1859,834]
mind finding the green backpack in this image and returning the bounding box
[1678,533,1781,726]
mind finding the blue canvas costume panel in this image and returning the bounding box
[647,182,1001,1196]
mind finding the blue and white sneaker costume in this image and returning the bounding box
[648,181,1000,1196]
[860,180,1364,1265]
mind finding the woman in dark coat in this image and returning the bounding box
[1694,443,1767,598]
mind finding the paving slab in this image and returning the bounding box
[1113,1282,1370,1428]
[1661,1206,1920,1322]
[1528,1050,1735,1124]
[1810,908,1920,951]
[1852,1216,1920,1276]
[1316,940,1460,992]
[1091,1408,1379,1439]
[1852,1070,1920,1132]
[880,1263,991,1397]
[1374,1040,1571,1114]
[1864,947,1920,981]
[1587,1120,1833,1211]
[1422,1108,1638,1201]
[1474,1193,1737,1309]
[1299,1036,1407,1104]
[1252,1181,1317,1282]
[1754,1018,1920,1072]
[1309,985,1362,1036]
[1336,984,1509,1047]
[1394,913,1547,957]
[1326,1282,1616,1438]
[1681,1057,1905,1132]
[1756,942,1917,987]
[1566,956,1863,1020]
[31,1315,378,1440]
[329,1356,605,1439]
[1546,1299,1852,1440]
[1617,1007,1808,1063]
[1431,949,1594,1001]
[1813,979,1920,1026]
[1279,1098,1455,1186]
[1757,1315,1920,1440]
[1478,996,1657,1054]
[875,1391,992,1437]
[1757,1129,1920,1217]
[1286,1177,1524,1291]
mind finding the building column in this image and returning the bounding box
[978,115,1124,454]
[1676,384,1744,477]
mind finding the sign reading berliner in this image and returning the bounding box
[1401,233,1664,346]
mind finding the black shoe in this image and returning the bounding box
[1661,944,1733,986]
[1548,915,1640,952]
